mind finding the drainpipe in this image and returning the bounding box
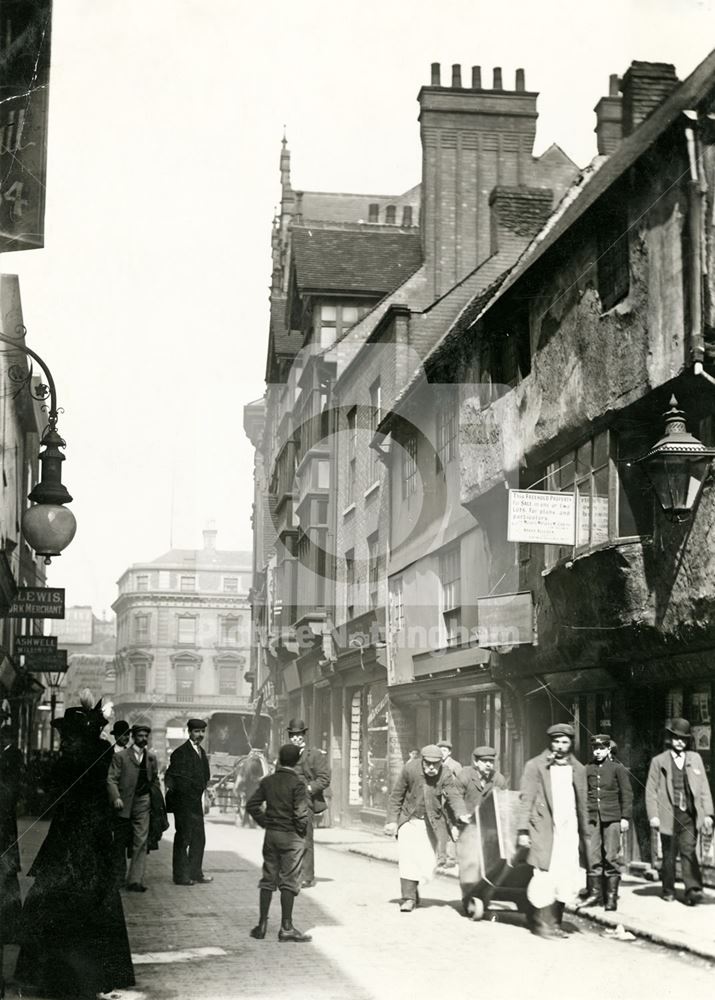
[684,113,706,367]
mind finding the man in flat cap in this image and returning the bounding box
[517,723,589,938]
[435,740,462,869]
[107,722,159,891]
[384,744,471,911]
[457,746,508,815]
[645,718,714,905]
[165,719,213,886]
[579,734,632,911]
[246,743,312,942]
[286,719,330,888]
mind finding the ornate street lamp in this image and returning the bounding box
[0,326,76,562]
[635,396,715,522]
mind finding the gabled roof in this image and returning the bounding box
[291,226,423,295]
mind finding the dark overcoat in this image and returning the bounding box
[645,750,714,836]
[165,739,210,814]
[517,750,590,871]
[386,758,467,836]
[294,746,331,814]
[457,766,508,814]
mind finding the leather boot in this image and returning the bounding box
[530,906,561,939]
[550,901,569,937]
[278,888,311,942]
[576,874,602,908]
[250,888,272,938]
[604,875,620,912]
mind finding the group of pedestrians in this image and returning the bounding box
[385,717,714,940]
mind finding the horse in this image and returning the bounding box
[232,749,273,826]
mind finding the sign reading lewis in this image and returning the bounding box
[7,588,65,619]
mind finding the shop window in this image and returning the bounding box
[439,544,461,647]
[689,688,711,761]
[363,683,389,811]
[544,429,653,566]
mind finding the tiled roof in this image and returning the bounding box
[149,549,253,568]
[291,226,423,295]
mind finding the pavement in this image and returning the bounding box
[316,824,715,962]
[3,814,714,1000]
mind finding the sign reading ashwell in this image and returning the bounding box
[476,591,535,648]
[507,489,576,546]
[14,635,58,654]
[7,587,65,619]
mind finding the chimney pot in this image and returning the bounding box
[431,62,441,86]
[452,64,462,88]
[621,61,678,135]
[493,67,503,90]
[609,73,620,96]
[515,68,525,91]
[471,65,482,89]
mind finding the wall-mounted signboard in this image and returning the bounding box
[476,591,535,648]
[23,649,68,672]
[7,587,65,619]
[507,489,576,546]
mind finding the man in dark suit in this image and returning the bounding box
[287,719,330,889]
[517,723,590,938]
[246,743,311,942]
[579,733,633,911]
[645,717,714,906]
[107,722,159,891]
[165,718,212,886]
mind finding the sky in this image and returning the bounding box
[1,0,714,615]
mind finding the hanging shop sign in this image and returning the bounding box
[0,1,53,251]
[7,587,65,618]
[23,649,67,672]
[14,635,58,655]
[476,591,535,647]
[507,489,576,546]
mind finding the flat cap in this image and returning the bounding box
[421,744,443,761]
[591,733,611,745]
[473,745,496,758]
[547,722,575,738]
[131,722,151,735]
[187,718,207,730]
[436,739,452,749]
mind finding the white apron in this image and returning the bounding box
[397,817,438,884]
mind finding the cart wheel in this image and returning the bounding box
[464,896,484,921]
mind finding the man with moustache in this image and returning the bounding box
[165,719,213,886]
[107,722,159,892]
[517,723,589,938]
[286,719,330,889]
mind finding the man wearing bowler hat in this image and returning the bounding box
[165,719,213,886]
[457,746,508,814]
[107,722,159,891]
[517,722,589,938]
[110,720,131,752]
[286,719,330,888]
[646,717,714,905]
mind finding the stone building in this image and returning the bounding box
[112,529,254,765]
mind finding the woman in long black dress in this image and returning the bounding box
[15,697,135,999]
[0,724,23,1000]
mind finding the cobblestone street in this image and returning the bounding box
[11,816,714,1000]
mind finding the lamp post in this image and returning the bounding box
[635,396,715,522]
[0,326,76,562]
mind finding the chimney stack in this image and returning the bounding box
[489,187,554,255]
[431,62,441,86]
[594,74,623,155]
[515,69,525,92]
[203,524,217,551]
[621,61,678,135]
[452,64,462,88]
[419,62,541,296]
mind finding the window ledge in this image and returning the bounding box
[364,482,380,499]
[342,503,356,517]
